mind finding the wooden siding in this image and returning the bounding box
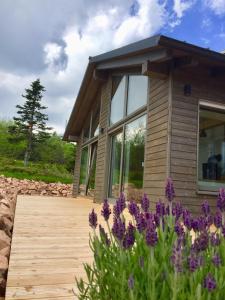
[143,77,170,205]
[72,134,83,197]
[170,69,225,213]
[94,79,111,202]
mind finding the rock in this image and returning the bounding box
[0,231,10,250]
[0,217,13,237]
[0,247,10,258]
[0,255,8,278]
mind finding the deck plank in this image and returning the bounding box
[5,195,101,300]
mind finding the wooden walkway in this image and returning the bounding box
[5,195,101,300]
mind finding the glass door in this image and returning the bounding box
[108,131,123,198]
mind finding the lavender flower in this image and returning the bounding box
[128,274,134,289]
[136,213,147,233]
[99,225,110,246]
[202,200,210,216]
[101,199,111,221]
[165,178,175,202]
[183,209,192,230]
[113,193,126,218]
[112,217,125,241]
[193,231,209,252]
[174,221,184,237]
[123,223,135,249]
[210,233,220,247]
[214,211,222,228]
[156,200,165,217]
[141,193,150,212]
[128,200,139,217]
[89,209,97,229]
[212,253,221,267]
[217,188,225,212]
[146,227,158,247]
[188,256,199,272]
[203,274,216,292]
[173,202,183,220]
[171,243,183,272]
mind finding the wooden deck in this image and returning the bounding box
[5,195,101,300]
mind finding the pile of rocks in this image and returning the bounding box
[0,175,73,297]
[0,176,73,197]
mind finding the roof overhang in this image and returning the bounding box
[63,34,225,141]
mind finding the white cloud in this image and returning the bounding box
[205,0,225,15]
[173,0,194,18]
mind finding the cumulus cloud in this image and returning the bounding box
[173,0,195,18]
[205,0,225,15]
[0,0,190,134]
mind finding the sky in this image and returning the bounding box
[0,0,225,135]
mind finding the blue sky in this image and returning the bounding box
[0,0,225,133]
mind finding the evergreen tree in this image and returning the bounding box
[11,79,51,166]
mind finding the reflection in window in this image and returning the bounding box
[110,76,126,125]
[91,103,100,138]
[87,143,97,196]
[79,147,89,195]
[123,115,146,201]
[127,76,148,115]
[109,132,123,198]
[83,115,91,143]
[198,106,225,190]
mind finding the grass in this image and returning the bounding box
[0,157,73,184]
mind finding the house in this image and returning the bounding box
[63,34,225,213]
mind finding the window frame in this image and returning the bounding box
[197,99,225,194]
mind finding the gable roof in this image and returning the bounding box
[63,34,225,141]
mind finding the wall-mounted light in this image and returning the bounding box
[184,84,192,96]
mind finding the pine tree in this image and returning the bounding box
[11,79,51,166]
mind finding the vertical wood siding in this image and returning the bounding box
[94,79,111,202]
[143,77,170,205]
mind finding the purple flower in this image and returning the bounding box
[171,243,183,272]
[154,213,160,227]
[146,227,158,247]
[128,274,134,289]
[99,225,110,246]
[165,178,175,202]
[201,200,210,216]
[173,202,183,220]
[193,231,209,252]
[188,256,199,272]
[210,233,220,247]
[214,211,222,228]
[203,274,216,292]
[217,188,225,212]
[183,209,192,230]
[89,209,97,229]
[112,217,125,241]
[136,213,147,233]
[174,221,184,237]
[128,200,139,217]
[156,200,165,217]
[141,193,150,212]
[123,223,135,249]
[113,193,126,218]
[212,253,221,267]
[101,199,111,221]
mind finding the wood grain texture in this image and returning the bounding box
[5,195,103,300]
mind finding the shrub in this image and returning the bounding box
[76,179,225,299]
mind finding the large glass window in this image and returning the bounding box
[198,105,225,191]
[123,115,146,201]
[110,76,126,125]
[110,75,148,126]
[79,147,89,195]
[83,101,100,142]
[108,114,146,201]
[127,76,148,115]
[109,132,123,198]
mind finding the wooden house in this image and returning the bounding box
[63,35,225,213]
